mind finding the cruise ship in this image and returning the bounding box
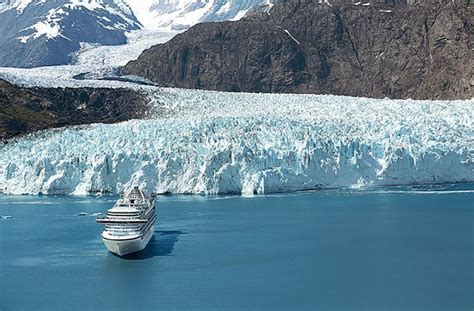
[96,187,157,256]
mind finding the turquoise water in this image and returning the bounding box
[1,185,473,310]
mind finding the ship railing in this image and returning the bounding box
[112,203,148,209]
[96,218,148,224]
[104,228,140,234]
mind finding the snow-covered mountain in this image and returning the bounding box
[0,0,141,67]
[1,86,472,195]
[126,0,274,30]
[0,0,272,67]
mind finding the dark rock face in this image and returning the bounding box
[125,20,307,93]
[0,1,141,68]
[0,79,148,141]
[124,0,473,99]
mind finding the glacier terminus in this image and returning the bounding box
[1,88,472,195]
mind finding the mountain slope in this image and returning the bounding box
[0,0,141,68]
[125,0,274,30]
[123,0,473,100]
[0,79,147,140]
[0,0,274,68]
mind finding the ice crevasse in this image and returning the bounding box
[0,88,472,195]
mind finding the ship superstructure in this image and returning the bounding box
[97,187,156,256]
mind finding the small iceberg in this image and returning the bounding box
[75,212,103,217]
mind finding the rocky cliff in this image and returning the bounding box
[0,79,147,141]
[123,0,473,99]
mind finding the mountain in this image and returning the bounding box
[0,0,273,68]
[123,0,473,100]
[0,79,147,140]
[0,0,141,68]
[126,0,274,30]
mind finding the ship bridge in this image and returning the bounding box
[125,186,146,204]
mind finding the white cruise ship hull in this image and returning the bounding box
[103,228,154,256]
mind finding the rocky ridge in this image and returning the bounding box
[123,0,473,99]
[0,79,148,141]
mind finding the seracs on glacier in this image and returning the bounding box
[1,88,472,195]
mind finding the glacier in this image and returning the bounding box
[1,88,472,195]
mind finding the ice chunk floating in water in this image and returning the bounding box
[0,89,473,195]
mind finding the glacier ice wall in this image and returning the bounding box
[0,89,473,195]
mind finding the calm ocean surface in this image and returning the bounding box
[1,185,473,310]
